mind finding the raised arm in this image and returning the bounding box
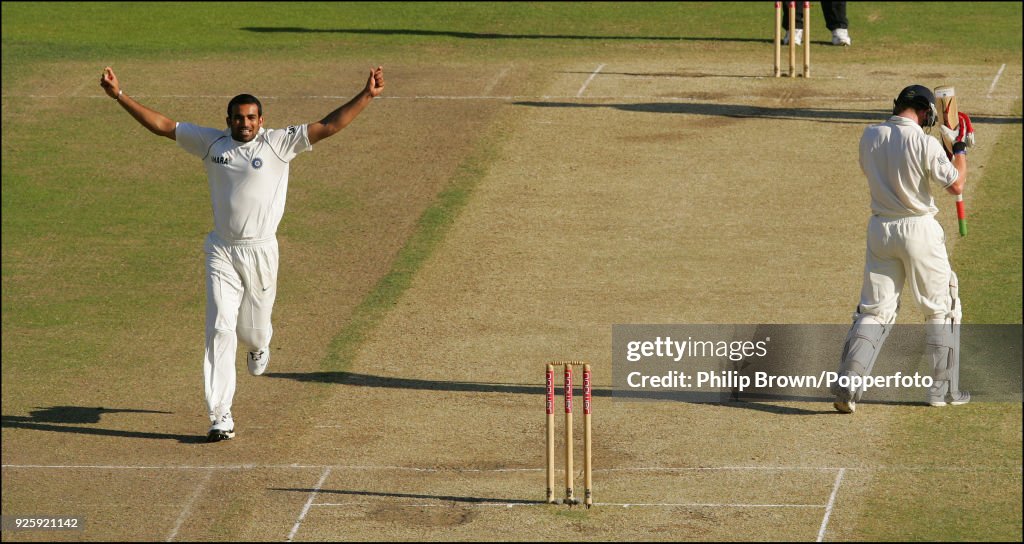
[939,112,974,196]
[100,67,177,140]
[307,66,385,145]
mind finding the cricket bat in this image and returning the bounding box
[935,85,967,237]
[935,86,959,153]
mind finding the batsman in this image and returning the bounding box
[832,84,975,413]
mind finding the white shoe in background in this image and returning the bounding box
[832,28,851,46]
[783,29,804,46]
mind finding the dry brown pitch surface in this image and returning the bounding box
[2,51,1021,541]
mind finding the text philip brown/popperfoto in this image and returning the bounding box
[623,336,933,392]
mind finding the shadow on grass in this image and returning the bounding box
[271,487,546,505]
[22,405,171,424]
[727,398,924,415]
[241,26,770,44]
[266,371,865,415]
[1,407,205,444]
[513,101,1022,126]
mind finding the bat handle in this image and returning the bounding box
[955,194,967,237]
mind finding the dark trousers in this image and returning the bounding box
[782,1,848,31]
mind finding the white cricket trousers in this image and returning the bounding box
[857,214,954,324]
[203,232,278,421]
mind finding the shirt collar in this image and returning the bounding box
[889,115,919,126]
[888,115,924,132]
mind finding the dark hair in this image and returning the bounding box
[227,94,262,118]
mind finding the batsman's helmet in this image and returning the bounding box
[893,84,937,127]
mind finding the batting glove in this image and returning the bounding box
[940,112,976,157]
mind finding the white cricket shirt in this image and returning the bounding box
[859,115,959,218]
[176,123,312,242]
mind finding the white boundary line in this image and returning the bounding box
[987,63,1007,99]
[286,466,331,542]
[166,468,212,542]
[576,63,606,97]
[816,468,846,542]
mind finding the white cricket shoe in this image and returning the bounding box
[831,28,851,46]
[833,398,856,414]
[782,29,803,46]
[247,349,270,376]
[207,413,235,442]
[929,390,970,407]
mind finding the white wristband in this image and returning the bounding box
[115,89,123,101]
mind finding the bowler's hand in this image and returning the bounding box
[100,67,121,99]
[366,66,384,98]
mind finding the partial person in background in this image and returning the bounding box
[782,1,852,46]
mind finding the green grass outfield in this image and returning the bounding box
[3,2,1021,541]
[3,2,1021,66]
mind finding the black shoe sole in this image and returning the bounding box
[206,430,235,443]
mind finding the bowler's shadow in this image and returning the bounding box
[1,406,205,444]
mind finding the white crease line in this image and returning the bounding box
[816,468,846,542]
[3,463,1020,473]
[482,65,513,96]
[313,502,541,508]
[2,464,275,470]
[603,502,824,508]
[166,468,212,542]
[311,501,824,508]
[576,63,606,97]
[987,63,1007,99]
[600,466,840,472]
[287,466,331,542]
[6,93,1021,103]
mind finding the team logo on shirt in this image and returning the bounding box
[252,158,263,169]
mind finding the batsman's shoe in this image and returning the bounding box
[833,398,856,414]
[247,349,270,376]
[831,28,851,46]
[782,29,803,46]
[929,390,970,407]
[207,413,235,442]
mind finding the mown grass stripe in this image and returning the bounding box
[321,121,506,372]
